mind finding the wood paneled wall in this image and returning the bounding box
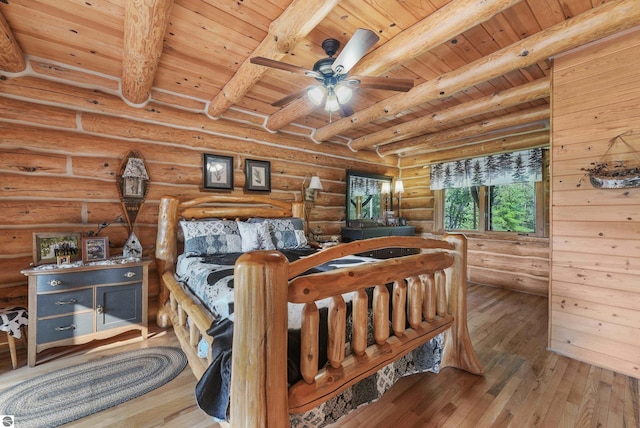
[0,75,397,314]
[550,28,640,379]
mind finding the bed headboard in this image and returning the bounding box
[154,194,304,327]
[155,194,304,274]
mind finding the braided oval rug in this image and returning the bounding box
[0,347,187,428]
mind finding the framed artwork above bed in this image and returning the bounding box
[245,159,271,192]
[203,153,234,190]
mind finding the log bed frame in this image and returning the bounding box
[155,194,483,426]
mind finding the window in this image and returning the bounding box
[444,186,480,231]
[487,182,536,232]
[433,148,547,236]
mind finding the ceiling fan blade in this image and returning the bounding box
[340,103,355,117]
[250,57,316,76]
[352,75,414,92]
[270,87,312,107]
[331,28,380,75]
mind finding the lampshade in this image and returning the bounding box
[394,179,404,193]
[324,92,340,112]
[380,182,391,194]
[308,175,323,190]
[307,86,326,105]
[335,84,353,104]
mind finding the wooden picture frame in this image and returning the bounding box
[83,236,109,263]
[203,153,234,190]
[245,159,271,192]
[33,232,81,266]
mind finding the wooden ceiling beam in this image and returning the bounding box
[206,0,339,118]
[265,0,521,131]
[314,0,640,142]
[378,105,549,156]
[0,10,26,73]
[400,130,549,167]
[350,76,550,151]
[122,0,174,105]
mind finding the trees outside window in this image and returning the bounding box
[443,181,540,234]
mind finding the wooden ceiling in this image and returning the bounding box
[1,0,639,158]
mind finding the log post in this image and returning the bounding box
[0,10,26,73]
[155,196,179,328]
[122,0,174,105]
[231,251,289,427]
[441,233,484,375]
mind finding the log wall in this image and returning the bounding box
[550,28,640,379]
[0,73,397,315]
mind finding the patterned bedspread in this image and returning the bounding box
[175,249,442,427]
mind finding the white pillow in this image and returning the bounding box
[237,221,276,252]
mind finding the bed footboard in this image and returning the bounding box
[231,234,483,427]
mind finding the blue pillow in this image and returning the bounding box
[180,220,242,256]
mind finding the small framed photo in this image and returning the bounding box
[122,176,145,198]
[245,159,271,192]
[203,153,234,190]
[56,255,71,266]
[33,232,81,266]
[83,236,109,263]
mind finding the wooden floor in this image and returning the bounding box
[1,284,638,427]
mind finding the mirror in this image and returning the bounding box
[346,170,393,227]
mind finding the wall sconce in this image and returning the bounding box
[302,175,323,238]
[302,175,322,236]
[380,181,391,214]
[394,179,404,219]
[304,175,323,202]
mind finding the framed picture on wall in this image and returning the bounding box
[245,159,271,192]
[33,232,82,266]
[203,153,234,190]
[83,236,109,263]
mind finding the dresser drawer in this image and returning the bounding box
[36,266,143,291]
[37,312,94,344]
[37,288,94,318]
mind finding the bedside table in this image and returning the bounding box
[21,258,150,366]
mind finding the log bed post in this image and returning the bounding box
[231,250,289,427]
[155,196,180,328]
[441,233,484,374]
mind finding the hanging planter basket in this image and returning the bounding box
[578,131,640,189]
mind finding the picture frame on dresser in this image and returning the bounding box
[203,153,234,190]
[83,236,109,263]
[245,159,271,192]
[33,232,81,266]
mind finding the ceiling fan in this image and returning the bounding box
[250,28,414,118]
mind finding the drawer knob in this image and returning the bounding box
[48,279,62,286]
[97,304,104,314]
[55,299,78,305]
[55,324,76,331]
[124,271,136,278]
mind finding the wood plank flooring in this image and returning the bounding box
[0,284,638,427]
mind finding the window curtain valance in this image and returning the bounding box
[430,148,544,190]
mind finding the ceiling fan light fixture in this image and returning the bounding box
[324,92,340,112]
[335,84,353,104]
[307,86,326,106]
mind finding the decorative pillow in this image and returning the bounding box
[180,220,242,256]
[248,218,308,249]
[236,221,276,252]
